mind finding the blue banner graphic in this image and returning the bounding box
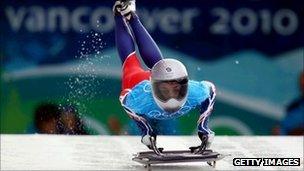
[1,0,303,68]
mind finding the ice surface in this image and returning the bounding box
[1,135,303,170]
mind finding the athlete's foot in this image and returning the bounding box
[120,0,136,21]
[112,0,123,16]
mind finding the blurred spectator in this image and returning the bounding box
[107,115,122,135]
[58,105,88,135]
[280,71,304,135]
[34,103,61,134]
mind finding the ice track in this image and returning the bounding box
[1,135,303,170]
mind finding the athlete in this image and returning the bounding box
[113,0,216,150]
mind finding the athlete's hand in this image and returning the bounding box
[199,132,214,149]
[141,134,164,152]
[141,134,156,149]
[189,132,214,153]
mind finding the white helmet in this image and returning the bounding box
[151,58,189,112]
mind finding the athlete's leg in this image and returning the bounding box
[128,13,163,69]
[114,3,150,91]
[117,0,162,68]
[115,14,135,63]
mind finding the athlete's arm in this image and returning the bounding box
[197,81,216,147]
[120,98,156,148]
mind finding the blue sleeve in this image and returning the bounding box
[197,82,216,135]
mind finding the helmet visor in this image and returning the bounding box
[152,78,188,102]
